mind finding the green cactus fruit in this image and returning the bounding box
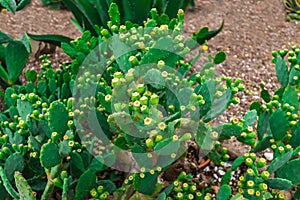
[269,109,289,140]
[275,159,300,185]
[0,166,19,199]
[49,101,69,136]
[267,150,293,174]
[14,171,36,200]
[265,178,293,190]
[216,184,231,200]
[4,152,25,183]
[40,142,61,169]
[133,172,158,195]
[75,170,96,200]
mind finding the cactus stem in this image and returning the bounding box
[0,166,20,199]
[41,164,61,200]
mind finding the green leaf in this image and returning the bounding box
[267,150,293,174]
[17,99,32,121]
[282,85,298,114]
[4,153,25,183]
[97,180,116,194]
[6,40,29,83]
[218,124,242,139]
[275,159,300,185]
[216,185,231,200]
[0,64,9,82]
[275,57,289,87]
[203,89,231,122]
[40,143,61,169]
[133,172,158,195]
[269,109,289,140]
[243,110,257,128]
[75,170,96,200]
[16,0,30,11]
[28,33,73,47]
[257,112,269,140]
[193,20,224,46]
[49,101,69,136]
[232,156,244,170]
[21,33,31,53]
[164,0,184,19]
[265,178,293,190]
[214,51,226,64]
[0,31,12,43]
[0,0,17,13]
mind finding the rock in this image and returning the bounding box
[264,152,273,161]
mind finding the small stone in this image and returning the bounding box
[264,152,274,161]
[218,170,226,176]
[213,173,219,179]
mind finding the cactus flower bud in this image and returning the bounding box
[261,171,270,180]
[150,94,159,105]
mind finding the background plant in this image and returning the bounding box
[0,4,242,199]
[0,0,30,13]
[0,31,31,90]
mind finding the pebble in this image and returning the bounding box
[264,152,274,161]
[218,169,226,176]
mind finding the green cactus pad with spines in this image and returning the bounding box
[75,170,96,200]
[40,142,61,169]
[14,171,36,200]
[133,172,158,195]
[203,89,232,122]
[4,152,25,183]
[108,3,120,28]
[4,88,17,107]
[243,110,257,128]
[231,156,245,170]
[17,99,32,121]
[48,101,69,136]
[275,159,300,185]
[290,122,300,147]
[0,166,19,199]
[267,150,293,174]
[218,124,242,139]
[265,178,293,190]
[216,184,231,200]
[282,85,298,113]
[275,57,289,87]
[97,180,116,194]
[257,112,269,140]
[252,135,272,153]
[70,152,85,178]
[269,109,289,140]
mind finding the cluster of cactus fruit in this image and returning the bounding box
[1,1,300,199]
